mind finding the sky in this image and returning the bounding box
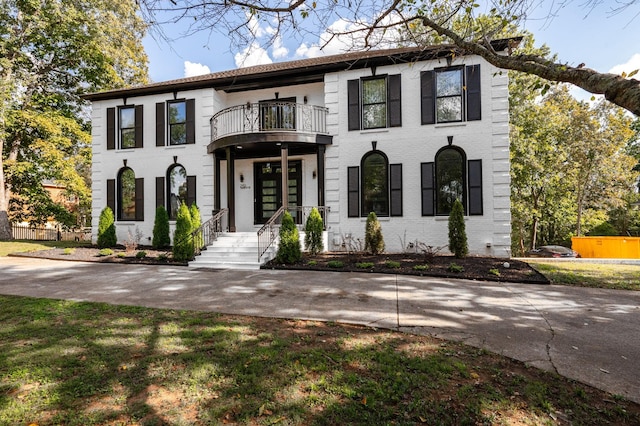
[142,0,640,89]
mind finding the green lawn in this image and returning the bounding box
[0,240,91,257]
[528,261,640,291]
[1,296,638,425]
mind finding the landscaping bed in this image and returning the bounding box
[8,246,187,266]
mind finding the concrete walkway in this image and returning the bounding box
[1,256,639,404]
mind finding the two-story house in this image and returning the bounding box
[84,41,513,266]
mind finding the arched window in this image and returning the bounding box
[118,167,137,220]
[167,164,188,220]
[361,151,389,217]
[435,147,465,215]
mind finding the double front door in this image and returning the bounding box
[254,160,302,224]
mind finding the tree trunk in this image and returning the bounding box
[0,154,12,240]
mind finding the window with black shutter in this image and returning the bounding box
[421,65,482,124]
[347,166,360,217]
[389,163,402,217]
[420,162,435,216]
[347,75,401,131]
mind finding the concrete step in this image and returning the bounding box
[188,232,277,270]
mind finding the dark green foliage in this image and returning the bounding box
[276,211,301,264]
[189,203,203,249]
[364,212,385,255]
[152,206,170,249]
[587,222,618,236]
[97,207,116,248]
[448,199,468,258]
[172,202,194,261]
[304,207,324,255]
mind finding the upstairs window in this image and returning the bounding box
[169,101,187,145]
[119,106,136,148]
[421,64,481,125]
[348,74,402,131]
[106,105,143,150]
[155,99,196,146]
[436,69,463,123]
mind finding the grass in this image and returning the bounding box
[0,240,91,257]
[528,261,640,291]
[1,296,639,425]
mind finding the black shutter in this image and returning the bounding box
[134,105,144,148]
[106,179,116,214]
[156,102,165,146]
[135,178,144,221]
[420,71,435,125]
[421,162,435,216]
[389,163,403,216]
[186,99,196,144]
[106,108,115,150]
[156,177,165,209]
[347,166,359,217]
[347,79,360,131]
[468,159,483,215]
[466,65,481,121]
[187,175,196,206]
[388,74,402,127]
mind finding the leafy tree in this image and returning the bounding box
[0,0,148,239]
[276,211,301,264]
[448,199,468,258]
[152,206,170,249]
[172,202,194,261]
[97,207,117,248]
[140,0,640,115]
[364,212,385,255]
[189,203,203,250]
[304,207,324,255]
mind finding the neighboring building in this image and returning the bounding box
[84,42,513,259]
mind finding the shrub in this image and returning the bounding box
[189,203,203,250]
[327,260,344,268]
[276,211,301,264]
[385,260,401,269]
[356,262,374,269]
[136,251,147,259]
[489,268,501,277]
[116,252,126,258]
[307,260,318,266]
[98,248,114,257]
[447,262,464,273]
[157,253,169,262]
[97,207,117,248]
[152,206,170,249]
[413,264,429,271]
[364,212,385,255]
[62,248,75,255]
[172,202,194,262]
[448,199,468,259]
[304,207,324,255]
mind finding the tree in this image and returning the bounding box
[173,202,194,261]
[276,211,301,264]
[364,212,385,255]
[189,203,203,250]
[0,0,148,239]
[152,206,170,249]
[304,207,324,255]
[139,0,640,115]
[448,199,468,258]
[97,207,117,248]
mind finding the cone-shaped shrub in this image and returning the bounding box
[172,202,194,261]
[364,212,385,255]
[189,203,203,250]
[152,206,170,249]
[97,207,117,248]
[448,199,468,258]
[276,211,301,264]
[304,207,324,255]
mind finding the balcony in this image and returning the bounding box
[208,101,331,155]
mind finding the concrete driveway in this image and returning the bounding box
[1,256,638,404]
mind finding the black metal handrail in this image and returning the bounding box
[175,208,229,259]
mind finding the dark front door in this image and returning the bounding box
[254,160,302,224]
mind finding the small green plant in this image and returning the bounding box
[62,247,75,255]
[489,268,501,277]
[304,207,324,255]
[157,253,168,262]
[364,212,385,255]
[307,260,318,266]
[136,251,147,259]
[448,199,468,259]
[413,264,430,271]
[152,206,170,249]
[447,262,464,273]
[97,207,117,248]
[276,211,301,264]
[116,252,126,258]
[356,262,374,269]
[98,248,114,257]
[384,260,401,269]
[172,202,194,262]
[327,260,344,268]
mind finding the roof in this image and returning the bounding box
[83,38,521,101]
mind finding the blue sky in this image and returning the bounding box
[143,1,639,86]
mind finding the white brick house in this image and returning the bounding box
[84,42,513,260]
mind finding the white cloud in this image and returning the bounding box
[609,53,640,78]
[183,61,211,77]
[272,36,289,59]
[235,42,273,68]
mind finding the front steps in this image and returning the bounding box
[188,232,276,270]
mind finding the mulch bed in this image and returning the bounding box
[264,252,550,284]
[9,246,187,266]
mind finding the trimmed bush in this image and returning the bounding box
[276,211,301,264]
[304,207,324,255]
[97,207,117,248]
[189,203,203,250]
[448,199,468,258]
[172,202,194,261]
[152,206,170,249]
[364,212,385,255]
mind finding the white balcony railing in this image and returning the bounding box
[210,101,329,142]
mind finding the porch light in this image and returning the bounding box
[312,169,317,179]
[240,173,244,183]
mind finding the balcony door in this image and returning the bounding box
[259,97,296,131]
[254,160,302,224]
